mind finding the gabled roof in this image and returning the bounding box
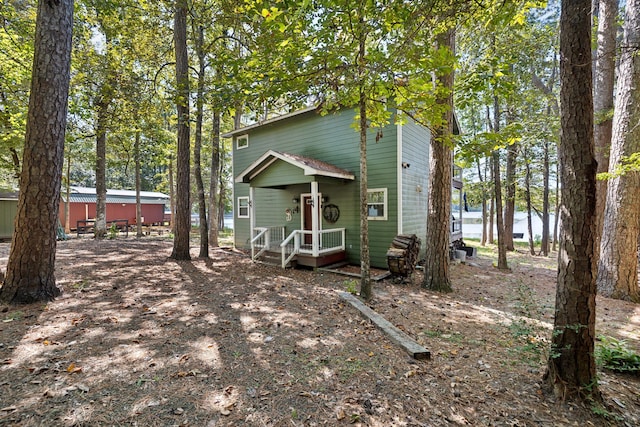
[221,106,318,138]
[63,186,169,204]
[235,150,355,184]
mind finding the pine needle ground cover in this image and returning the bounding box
[1,239,638,426]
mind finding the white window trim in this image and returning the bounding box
[367,188,388,221]
[236,134,249,150]
[237,196,250,218]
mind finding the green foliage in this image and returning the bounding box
[590,402,623,422]
[503,282,548,364]
[596,336,640,374]
[598,152,640,180]
[343,279,358,295]
[0,1,36,187]
[3,310,24,321]
[107,222,118,239]
[455,1,560,226]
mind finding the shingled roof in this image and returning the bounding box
[235,150,355,183]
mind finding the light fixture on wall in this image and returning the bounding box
[292,197,299,204]
[292,197,299,214]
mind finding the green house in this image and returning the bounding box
[0,192,18,240]
[224,106,462,269]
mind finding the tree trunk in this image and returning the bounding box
[593,0,618,271]
[477,158,487,246]
[358,92,371,300]
[524,148,535,255]
[488,160,495,245]
[135,129,143,238]
[95,97,108,239]
[492,96,508,270]
[492,149,508,270]
[423,27,454,293]
[0,0,73,304]
[194,24,208,258]
[552,161,560,252]
[504,142,517,251]
[170,0,191,261]
[596,0,640,302]
[486,106,495,245]
[168,154,175,233]
[64,156,71,234]
[541,139,550,255]
[355,17,371,300]
[208,110,221,247]
[546,0,599,401]
[532,61,559,257]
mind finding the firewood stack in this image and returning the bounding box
[386,234,421,278]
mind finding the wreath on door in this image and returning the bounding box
[323,204,340,223]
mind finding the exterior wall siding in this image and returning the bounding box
[401,119,431,260]
[232,108,407,268]
[59,202,166,229]
[0,199,18,239]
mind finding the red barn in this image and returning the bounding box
[60,186,170,230]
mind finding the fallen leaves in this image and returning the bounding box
[66,362,82,374]
[172,368,204,378]
[1,239,639,427]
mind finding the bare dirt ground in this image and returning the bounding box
[1,237,639,426]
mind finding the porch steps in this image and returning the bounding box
[255,249,346,269]
[255,250,296,268]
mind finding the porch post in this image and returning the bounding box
[250,186,256,258]
[311,181,319,257]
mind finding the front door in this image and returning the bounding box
[302,194,321,245]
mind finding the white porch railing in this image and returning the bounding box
[251,226,285,261]
[280,228,345,268]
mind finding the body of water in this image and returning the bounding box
[461,211,555,241]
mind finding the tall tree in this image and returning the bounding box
[545,0,599,401]
[523,146,536,255]
[492,95,509,270]
[504,141,518,251]
[134,127,143,237]
[592,0,618,272]
[208,110,221,247]
[423,27,455,292]
[170,0,191,261]
[193,21,209,258]
[94,79,110,238]
[0,0,74,304]
[596,0,640,301]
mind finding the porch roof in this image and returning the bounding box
[235,150,355,184]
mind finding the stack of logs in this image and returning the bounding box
[386,234,421,278]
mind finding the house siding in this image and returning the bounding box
[232,108,403,268]
[0,199,17,239]
[401,119,430,260]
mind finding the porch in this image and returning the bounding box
[251,225,346,268]
[236,150,355,269]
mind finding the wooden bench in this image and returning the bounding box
[76,219,129,237]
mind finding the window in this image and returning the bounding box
[367,188,387,220]
[236,134,249,150]
[237,197,250,218]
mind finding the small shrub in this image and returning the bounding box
[343,279,358,295]
[596,335,640,374]
[107,222,118,239]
